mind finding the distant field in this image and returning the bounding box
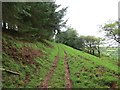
[100,47,118,60]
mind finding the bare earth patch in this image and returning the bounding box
[20,47,43,64]
[3,41,43,65]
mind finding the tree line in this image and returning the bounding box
[2,2,67,40]
[55,20,119,57]
[55,28,103,57]
[2,2,119,57]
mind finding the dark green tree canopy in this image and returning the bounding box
[56,28,103,57]
[2,2,67,40]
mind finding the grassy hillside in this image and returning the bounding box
[2,34,119,88]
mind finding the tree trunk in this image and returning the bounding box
[92,49,95,55]
[98,50,100,57]
[97,46,100,57]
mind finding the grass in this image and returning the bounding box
[59,44,119,88]
[2,34,119,88]
[2,34,59,88]
[61,44,119,73]
[48,44,65,88]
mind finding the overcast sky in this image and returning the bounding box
[55,0,119,37]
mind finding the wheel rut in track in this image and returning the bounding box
[64,51,72,89]
[40,54,59,88]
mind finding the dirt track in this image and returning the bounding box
[40,54,59,88]
[40,49,72,89]
[64,51,72,89]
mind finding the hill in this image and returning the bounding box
[2,33,119,88]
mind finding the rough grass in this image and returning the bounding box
[2,34,119,88]
[60,43,119,88]
[2,34,59,88]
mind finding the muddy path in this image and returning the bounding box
[64,51,72,89]
[40,54,59,88]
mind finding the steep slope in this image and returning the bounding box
[61,44,119,88]
[2,34,119,88]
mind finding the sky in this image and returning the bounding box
[55,0,119,38]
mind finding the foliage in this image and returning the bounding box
[56,28,103,57]
[2,2,67,40]
[56,28,82,48]
[80,35,103,57]
[101,21,120,43]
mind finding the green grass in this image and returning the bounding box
[2,34,60,88]
[2,34,119,88]
[59,44,119,88]
[48,44,65,88]
[26,43,60,87]
[61,44,118,73]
